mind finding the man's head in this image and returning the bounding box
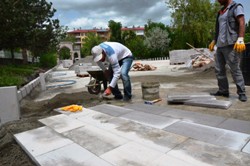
[91,45,103,62]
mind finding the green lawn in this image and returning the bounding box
[0,64,41,88]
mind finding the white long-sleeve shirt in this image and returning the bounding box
[96,42,132,88]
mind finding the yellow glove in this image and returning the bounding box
[234,37,246,53]
[61,105,83,112]
[209,40,215,51]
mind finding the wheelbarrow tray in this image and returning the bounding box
[87,69,106,81]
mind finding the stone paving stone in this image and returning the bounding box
[120,111,179,129]
[100,141,164,166]
[184,99,232,109]
[76,111,129,130]
[109,121,188,153]
[14,126,73,157]
[160,108,226,127]
[167,139,250,166]
[217,118,250,134]
[150,154,194,166]
[35,143,112,166]
[39,114,85,133]
[167,93,214,103]
[124,103,168,115]
[89,104,134,117]
[242,141,250,154]
[163,121,250,151]
[62,125,129,156]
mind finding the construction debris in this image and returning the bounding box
[131,62,157,71]
[192,55,213,68]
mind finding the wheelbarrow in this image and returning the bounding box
[86,69,108,94]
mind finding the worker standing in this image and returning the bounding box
[209,0,247,102]
[91,42,134,101]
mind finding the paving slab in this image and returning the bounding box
[160,108,226,127]
[62,125,129,156]
[35,143,112,166]
[124,103,168,115]
[167,93,215,103]
[109,121,188,153]
[76,111,129,130]
[184,99,232,109]
[167,139,250,166]
[242,141,250,154]
[163,121,250,150]
[100,141,164,166]
[217,118,250,134]
[89,104,134,117]
[150,154,194,166]
[14,126,73,157]
[120,111,179,129]
[39,114,85,133]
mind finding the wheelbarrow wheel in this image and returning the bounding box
[87,80,101,95]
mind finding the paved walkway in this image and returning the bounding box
[14,103,250,166]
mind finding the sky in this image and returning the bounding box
[49,0,250,31]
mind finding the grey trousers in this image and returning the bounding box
[215,45,246,95]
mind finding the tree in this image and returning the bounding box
[166,0,219,49]
[59,47,71,60]
[81,33,103,57]
[108,20,122,43]
[245,19,250,43]
[0,0,65,63]
[144,27,171,58]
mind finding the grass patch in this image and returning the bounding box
[0,64,41,88]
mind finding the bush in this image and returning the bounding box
[39,52,57,68]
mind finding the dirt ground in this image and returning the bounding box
[0,67,249,165]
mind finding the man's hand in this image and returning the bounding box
[209,40,215,51]
[234,37,246,53]
[103,87,112,96]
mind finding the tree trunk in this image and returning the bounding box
[10,49,15,62]
[22,48,28,64]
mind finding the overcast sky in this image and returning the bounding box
[49,0,250,31]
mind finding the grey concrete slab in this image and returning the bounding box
[14,126,73,157]
[76,111,129,130]
[163,121,250,150]
[109,121,188,153]
[35,143,112,166]
[217,118,250,134]
[151,155,194,166]
[0,86,20,125]
[242,141,250,154]
[39,114,85,133]
[184,99,232,109]
[89,104,134,117]
[62,125,129,156]
[124,103,168,115]
[167,92,215,103]
[167,139,250,166]
[100,141,164,166]
[160,108,226,127]
[120,111,179,129]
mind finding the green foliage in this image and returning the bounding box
[39,52,57,68]
[125,36,149,59]
[108,20,122,43]
[0,0,66,62]
[144,27,171,58]
[59,47,71,60]
[0,64,40,87]
[81,33,103,57]
[166,0,219,49]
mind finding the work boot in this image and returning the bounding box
[239,94,247,102]
[210,91,229,97]
[114,95,123,100]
